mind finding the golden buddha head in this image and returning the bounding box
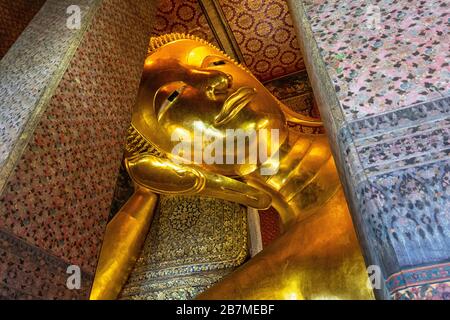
[131,34,288,176]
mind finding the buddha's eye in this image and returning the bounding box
[157,86,186,121]
[167,90,180,102]
[207,60,226,67]
[201,55,228,68]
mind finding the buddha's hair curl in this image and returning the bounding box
[125,126,165,158]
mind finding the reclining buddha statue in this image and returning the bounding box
[90,33,374,300]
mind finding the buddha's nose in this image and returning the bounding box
[213,72,232,90]
[206,72,233,100]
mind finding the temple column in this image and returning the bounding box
[0,0,155,299]
[288,0,450,299]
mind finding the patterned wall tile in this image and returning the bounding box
[289,0,450,299]
[218,0,305,81]
[301,0,450,120]
[392,281,450,300]
[0,0,100,194]
[338,97,450,297]
[0,229,92,299]
[387,263,450,297]
[356,161,450,274]
[0,0,46,59]
[0,0,155,283]
[152,0,218,46]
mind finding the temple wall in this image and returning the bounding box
[0,0,47,59]
[288,0,450,299]
[0,0,155,299]
[2,0,447,300]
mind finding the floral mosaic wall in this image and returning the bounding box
[0,0,46,59]
[0,0,156,299]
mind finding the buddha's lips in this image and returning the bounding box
[214,87,256,126]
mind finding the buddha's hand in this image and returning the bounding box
[125,153,272,209]
[278,100,323,127]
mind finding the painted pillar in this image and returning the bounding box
[288,0,450,299]
[0,0,155,299]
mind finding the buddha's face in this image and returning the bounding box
[132,37,287,176]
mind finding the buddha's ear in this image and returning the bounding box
[125,153,272,210]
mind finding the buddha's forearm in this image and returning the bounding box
[125,153,272,209]
[90,188,157,300]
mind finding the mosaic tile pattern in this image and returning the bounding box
[341,98,450,183]
[393,281,450,300]
[386,263,450,294]
[353,159,450,271]
[0,229,92,299]
[301,0,450,120]
[0,0,101,194]
[219,0,305,81]
[338,97,450,298]
[0,0,46,59]
[288,0,450,299]
[0,0,156,299]
[151,0,218,46]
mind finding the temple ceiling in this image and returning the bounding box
[151,0,305,82]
